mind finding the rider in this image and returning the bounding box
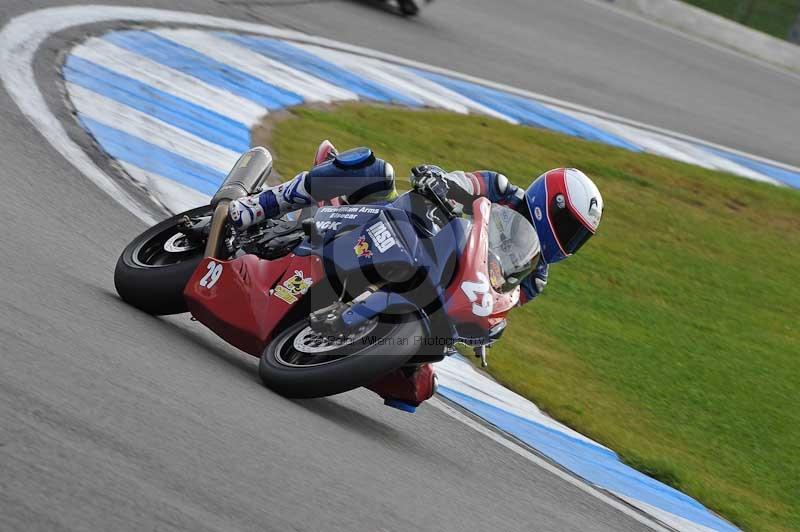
[228,142,604,407]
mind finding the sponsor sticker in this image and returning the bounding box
[273,270,313,304]
[315,220,341,231]
[354,235,373,258]
[320,206,380,215]
[534,206,542,221]
[366,221,397,253]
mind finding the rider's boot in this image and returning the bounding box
[366,363,438,413]
[228,140,337,230]
[228,170,313,230]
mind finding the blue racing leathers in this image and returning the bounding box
[228,149,548,304]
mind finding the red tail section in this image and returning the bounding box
[314,139,337,166]
[366,364,437,406]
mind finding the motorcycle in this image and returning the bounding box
[115,146,540,410]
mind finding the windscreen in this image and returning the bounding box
[487,205,541,293]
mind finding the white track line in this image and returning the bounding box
[121,162,211,214]
[611,493,720,532]
[67,83,241,174]
[429,398,674,532]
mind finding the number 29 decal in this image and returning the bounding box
[460,272,494,317]
[199,261,223,289]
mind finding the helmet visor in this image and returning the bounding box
[550,199,594,254]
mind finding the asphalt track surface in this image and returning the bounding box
[1,0,795,530]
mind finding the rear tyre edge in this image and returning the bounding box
[114,206,210,315]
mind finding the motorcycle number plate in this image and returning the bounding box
[460,272,494,317]
[199,261,223,289]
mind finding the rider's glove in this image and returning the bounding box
[411,164,449,199]
[411,164,447,182]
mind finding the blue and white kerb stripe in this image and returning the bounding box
[65,28,800,214]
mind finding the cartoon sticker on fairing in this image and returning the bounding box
[367,221,397,253]
[354,235,373,258]
[460,272,494,317]
[273,270,313,304]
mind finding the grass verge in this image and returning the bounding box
[257,103,800,531]
[681,0,798,42]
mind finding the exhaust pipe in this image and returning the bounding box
[211,147,273,206]
[205,147,274,258]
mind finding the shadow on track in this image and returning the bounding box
[95,286,257,375]
[96,286,409,432]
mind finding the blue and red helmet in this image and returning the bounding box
[524,168,603,264]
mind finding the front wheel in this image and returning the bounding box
[114,205,213,315]
[259,316,424,398]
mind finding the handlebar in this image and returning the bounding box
[417,181,461,221]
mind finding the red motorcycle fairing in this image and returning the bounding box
[366,363,436,407]
[445,198,519,334]
[184,253,324,357]
[314,139,336,166]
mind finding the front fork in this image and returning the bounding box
[204,201,231,258]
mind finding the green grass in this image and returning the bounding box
[259,104,800,532]
[681,0,799,41]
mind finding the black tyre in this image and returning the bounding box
[259,316,424,398]
[114,205,213,315]
[398,0,419,15]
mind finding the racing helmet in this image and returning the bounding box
[524,168,603,264]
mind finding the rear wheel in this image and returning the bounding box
[259,316,424,398]
[114,205,213,315]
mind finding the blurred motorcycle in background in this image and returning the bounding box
[395,0,433,16]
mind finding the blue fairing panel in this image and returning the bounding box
[427,218,469,287]
[321,206,421,278]
[293,193,469,313]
